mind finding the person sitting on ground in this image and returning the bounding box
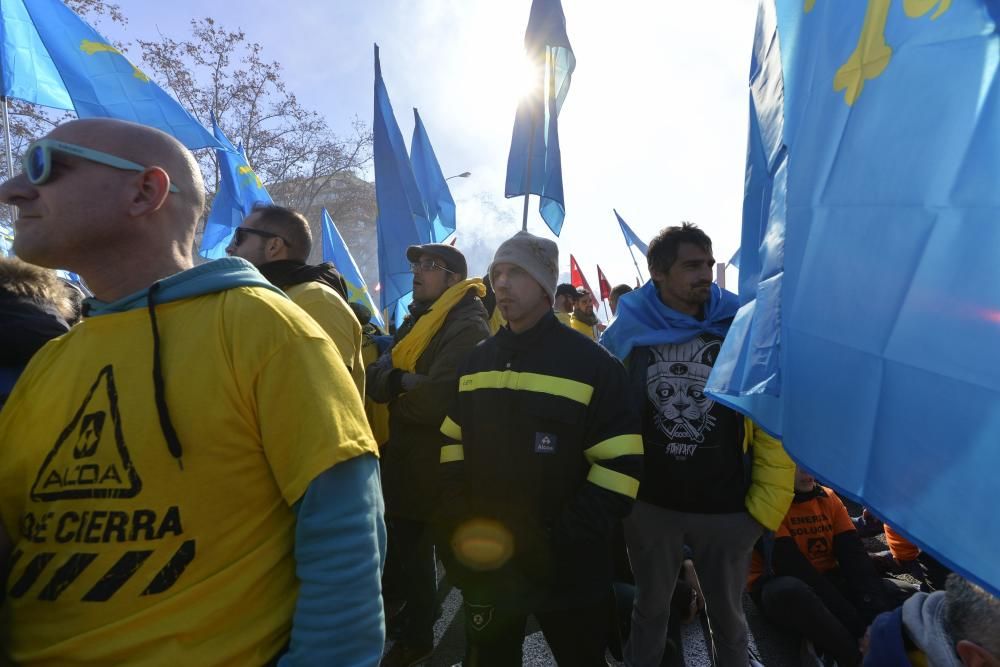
[866,522,953,595]
[748,466,916,666]
[864,573,1000,667]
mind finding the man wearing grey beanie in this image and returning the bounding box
[436,230,644,665]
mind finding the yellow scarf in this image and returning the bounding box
[392,278,486,372]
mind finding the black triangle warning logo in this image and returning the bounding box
[30,365,142,501]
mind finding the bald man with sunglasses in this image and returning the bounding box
[0,119,385,666]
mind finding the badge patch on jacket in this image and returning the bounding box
[534,432,557,454]
[467,603,494,631]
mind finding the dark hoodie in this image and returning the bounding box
[864,591,961,667]
[258,260,349,301]
[0,294,70,407]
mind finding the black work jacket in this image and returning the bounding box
[439,311,642,611]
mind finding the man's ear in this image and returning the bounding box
[265,236,287,261]
[956,640,999,667]
[127,167,172,217]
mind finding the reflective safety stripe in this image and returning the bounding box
[584,434,643,464]
[440,444,465,463]
[587,464,640,499]
[441,416,462,441]
[458,370,593,406]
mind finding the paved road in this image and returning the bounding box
[383,501,896,665]
[384,575,801,666]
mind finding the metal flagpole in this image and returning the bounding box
[520,91,540,233]
[2,97,13,179]
[2,97,15,249]
[627,243,645,284]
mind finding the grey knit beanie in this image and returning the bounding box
[489,231,559,302]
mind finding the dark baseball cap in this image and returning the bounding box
[555,283,577,298]
[406,243,468,278]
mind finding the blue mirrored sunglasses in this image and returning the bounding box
[23,139,181,193]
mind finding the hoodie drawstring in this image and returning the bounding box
[147,281,184,470]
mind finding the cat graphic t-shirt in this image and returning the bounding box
[637,333,746,513]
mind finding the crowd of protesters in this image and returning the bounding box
[0,118,997,667]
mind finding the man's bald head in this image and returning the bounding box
[0,118,209,297]
[49,118,206,218]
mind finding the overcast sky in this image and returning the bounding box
[109,0,757,294]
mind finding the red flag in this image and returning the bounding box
[597,265,612,301]
[569,254,600,307]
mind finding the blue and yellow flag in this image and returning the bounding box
[199,114,272,259]
[504,0,575,236]
[0,0,72,110]
[373,45,431,313]
[410,108,456,244]
[321,208,385,331]
[708,0,1000,597]
[18,0,220,150]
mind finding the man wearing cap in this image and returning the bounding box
[368,242,489,667]
[570,287,603,341]
[437,231,643,665]
[553,283,576,327]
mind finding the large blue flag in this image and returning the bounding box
[199,114,272,259]
[614,209,649,256]
[410,108,456,244]
[0,0,72,109]
[705,1,786,438]
[504,0,575,236]
[708,0,1000,597]
[373,44,431,312]
[321,208,385,331]
[15,0,220,150]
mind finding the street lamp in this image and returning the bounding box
[445,171,471,181]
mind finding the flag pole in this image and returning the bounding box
[2,97,15,239]
[520,110,538,232]
[627,243,645,284]
[521,192,531,232]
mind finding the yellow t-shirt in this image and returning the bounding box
[0,286,377,666]
[285,281,365,398]
[554,311,573,327]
